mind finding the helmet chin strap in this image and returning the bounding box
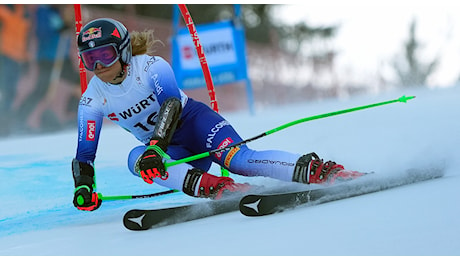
[112,70,124,80]
[111,64,127,84]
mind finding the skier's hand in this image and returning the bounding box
[72,159,101,211]
[73,186,102,211]
[138,142,169,184]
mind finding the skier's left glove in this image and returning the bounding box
[72,158,102,211]
[138,138,170,184]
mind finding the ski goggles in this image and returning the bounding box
[80,44,120,71]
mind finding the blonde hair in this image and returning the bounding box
[130,30,164,56]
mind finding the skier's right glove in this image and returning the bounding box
[72,158,101,211]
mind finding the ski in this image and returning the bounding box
[123,167,444,230]
[123,185,273,231]
[123,195,241,230]
[239,167,445,217]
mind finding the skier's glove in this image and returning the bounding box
[138,139,170,184]
[73,186,102,211]
[72,158,101,211]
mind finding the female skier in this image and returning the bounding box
[72,18,363,211]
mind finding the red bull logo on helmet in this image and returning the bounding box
[82,27,102,42]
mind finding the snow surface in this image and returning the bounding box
[0,86,459,256]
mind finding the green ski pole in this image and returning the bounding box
[98,189,179,201]
[165,95,415,169]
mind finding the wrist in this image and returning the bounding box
[148,137,168,151]
[74,185,91,193]
[72,158,96,188]
[146,138,170,159]
[146,144,169,158]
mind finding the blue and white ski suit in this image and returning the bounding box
[74,54,301,190]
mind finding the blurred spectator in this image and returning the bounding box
[0,4,31,136]
[16,4,79,133]
[25,4,81,132]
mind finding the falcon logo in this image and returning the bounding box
[206,120,230,148]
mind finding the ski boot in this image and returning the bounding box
[292,152,365,185]
[183,168,251,200]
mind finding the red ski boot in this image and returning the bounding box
[292,152,365,185]
[182,169,251,200]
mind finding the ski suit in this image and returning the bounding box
[75,54,301,191]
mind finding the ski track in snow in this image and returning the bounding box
[0,86,459,256]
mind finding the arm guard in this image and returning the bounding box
[150,97,182,150]
[72,158,95,189]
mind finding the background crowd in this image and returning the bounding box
[0,4,81,137]
[2,4,448,139]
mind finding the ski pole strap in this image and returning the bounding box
[146,145,170,160]
[74,185,91,194]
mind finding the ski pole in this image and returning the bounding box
[165,95,416,169]
[97,96,414,203]
[98,189,179,201]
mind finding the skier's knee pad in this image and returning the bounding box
[127,145,146,176]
